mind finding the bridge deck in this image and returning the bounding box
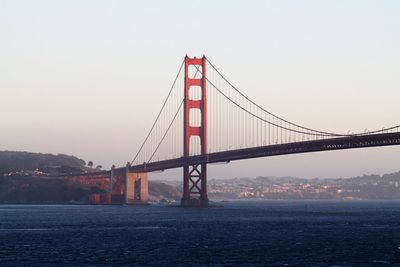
[126,132,400,173]
[67,132,400,177]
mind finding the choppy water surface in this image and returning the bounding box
[1,201,400,266]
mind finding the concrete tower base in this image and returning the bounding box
[125,171,149,205]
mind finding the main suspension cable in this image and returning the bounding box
[206,58,346,136]
[206,58,400,137]
[192,63,339,137]
[131,59,184,165]
[148,100,184,163]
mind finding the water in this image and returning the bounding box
[1,201,400,266]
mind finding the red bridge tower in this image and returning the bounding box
[181,55,208,207]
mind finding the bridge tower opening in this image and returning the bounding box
[181,55,208,207]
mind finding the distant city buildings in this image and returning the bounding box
[3,168,110,192]
[207,173,400,200]
[4,169,47,177]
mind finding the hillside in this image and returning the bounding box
[0,176,181,203]
[0,150,182,203]
[0,151,87,175]
[0,176,93,203]
[148,181,181,200]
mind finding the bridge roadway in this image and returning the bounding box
[128,132,400,173]
[71,132,400,177]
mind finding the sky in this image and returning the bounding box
[1,0,399,180]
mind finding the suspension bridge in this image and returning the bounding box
[73,55,400,206]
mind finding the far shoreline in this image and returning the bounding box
[2,198,400,206]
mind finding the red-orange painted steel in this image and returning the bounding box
[90,194,101,205]
[182,55,208,206]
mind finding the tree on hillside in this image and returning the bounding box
[88,161,93,168]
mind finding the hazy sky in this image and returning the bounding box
[1,0,399,180]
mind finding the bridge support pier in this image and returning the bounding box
[182,163,208,207]
[125,163,149,205]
